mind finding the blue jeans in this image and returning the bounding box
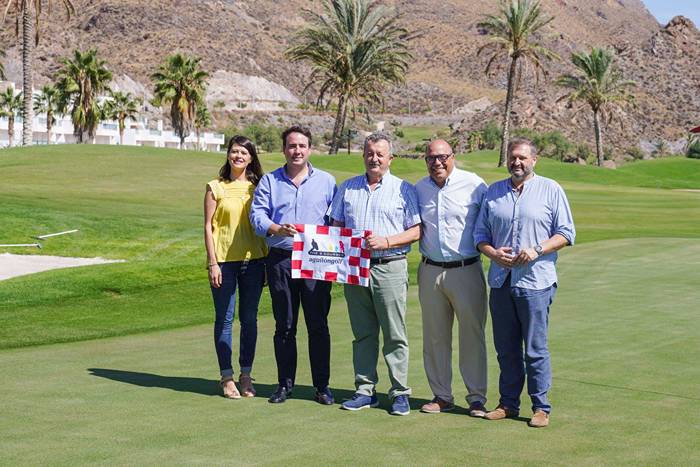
[489,281,557,413]
[211,259,265,378]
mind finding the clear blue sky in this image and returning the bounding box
[643,0,700,26]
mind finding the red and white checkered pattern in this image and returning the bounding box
[291,224,371,287]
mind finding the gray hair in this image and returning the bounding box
[507,137,538,158]
[363,132,393,155]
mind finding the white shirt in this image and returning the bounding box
[416,167,488,261]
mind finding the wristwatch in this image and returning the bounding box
[534,244,544,257]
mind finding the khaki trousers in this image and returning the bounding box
[418,260,488,404]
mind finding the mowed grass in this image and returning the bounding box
[0,238,698,465]
[0,145,699,464]
[0,145,698,347]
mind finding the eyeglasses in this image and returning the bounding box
[425,154,453,164]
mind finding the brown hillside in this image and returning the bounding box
[1,0,695,151]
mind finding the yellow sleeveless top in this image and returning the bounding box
[208,178,268,262]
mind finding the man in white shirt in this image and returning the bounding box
[415,139,489,417]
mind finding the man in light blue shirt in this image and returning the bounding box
[415,139,489,417]
[250,125,337,406]
[474,137,575,428]
[329,132,421,416]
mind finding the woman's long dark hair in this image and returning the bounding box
[219,135,263,185]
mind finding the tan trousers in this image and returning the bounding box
[418,260,488,404]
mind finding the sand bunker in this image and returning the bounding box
[0,253,125,281]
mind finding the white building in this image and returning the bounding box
[0,85,224,151]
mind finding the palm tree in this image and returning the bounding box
[150,53,208,149]
[104,90,141,145]
[0,49,5,80]
[477,0,559,166]
[2,0,74,146]
[194,104,211,150]
[33,84,61,144]
[286,0,413,154]
[55,49,112,143]
[0,87,23,147]
[556,48,635,166]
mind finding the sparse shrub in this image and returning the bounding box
[467,131,484,152]
[687,140,700,159]
[297,103,310,110]
[414,141,428,153]
[512,128,574,161]
[236,101,248,109]
[394,127,404,138]
[652,139,669,158]
[436,128,451,139]
[603,148,614,161]
[224,123,282,152]
[278,101,288,110]
[544,131,575,161]
[576,144,593,162]
[626,146,645,161]
[482,121,501,149]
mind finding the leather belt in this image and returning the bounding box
[370,255,406,265]
[422,255,479,269]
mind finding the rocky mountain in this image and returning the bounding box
[0,0,697,153]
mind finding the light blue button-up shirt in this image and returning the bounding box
[473,174,576,289]
[250,163,337,250]
[416,167,487,261]
[328,171,422,258]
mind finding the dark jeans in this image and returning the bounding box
[211,259,265,378]
[489,281,557,413]
[266,249,332,390]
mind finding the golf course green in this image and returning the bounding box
[1,145,698,465]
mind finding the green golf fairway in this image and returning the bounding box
[1,145,699,464]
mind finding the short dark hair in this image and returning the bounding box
[281,125,312,149]
[219,135,264,185]
[507,137,538,158]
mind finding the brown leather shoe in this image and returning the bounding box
[484,404,518,420]
[420,397,455,413]
[239,374,256,397]
[528,410,549,428]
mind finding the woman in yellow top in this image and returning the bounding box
[204,135,268,399]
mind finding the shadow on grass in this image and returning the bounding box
[88,368,220,396]
[87,368,454,414]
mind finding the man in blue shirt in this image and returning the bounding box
[415,139,489,417]
[329,132,421,416]
[474,137,575,428]
[250,125,337,405]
